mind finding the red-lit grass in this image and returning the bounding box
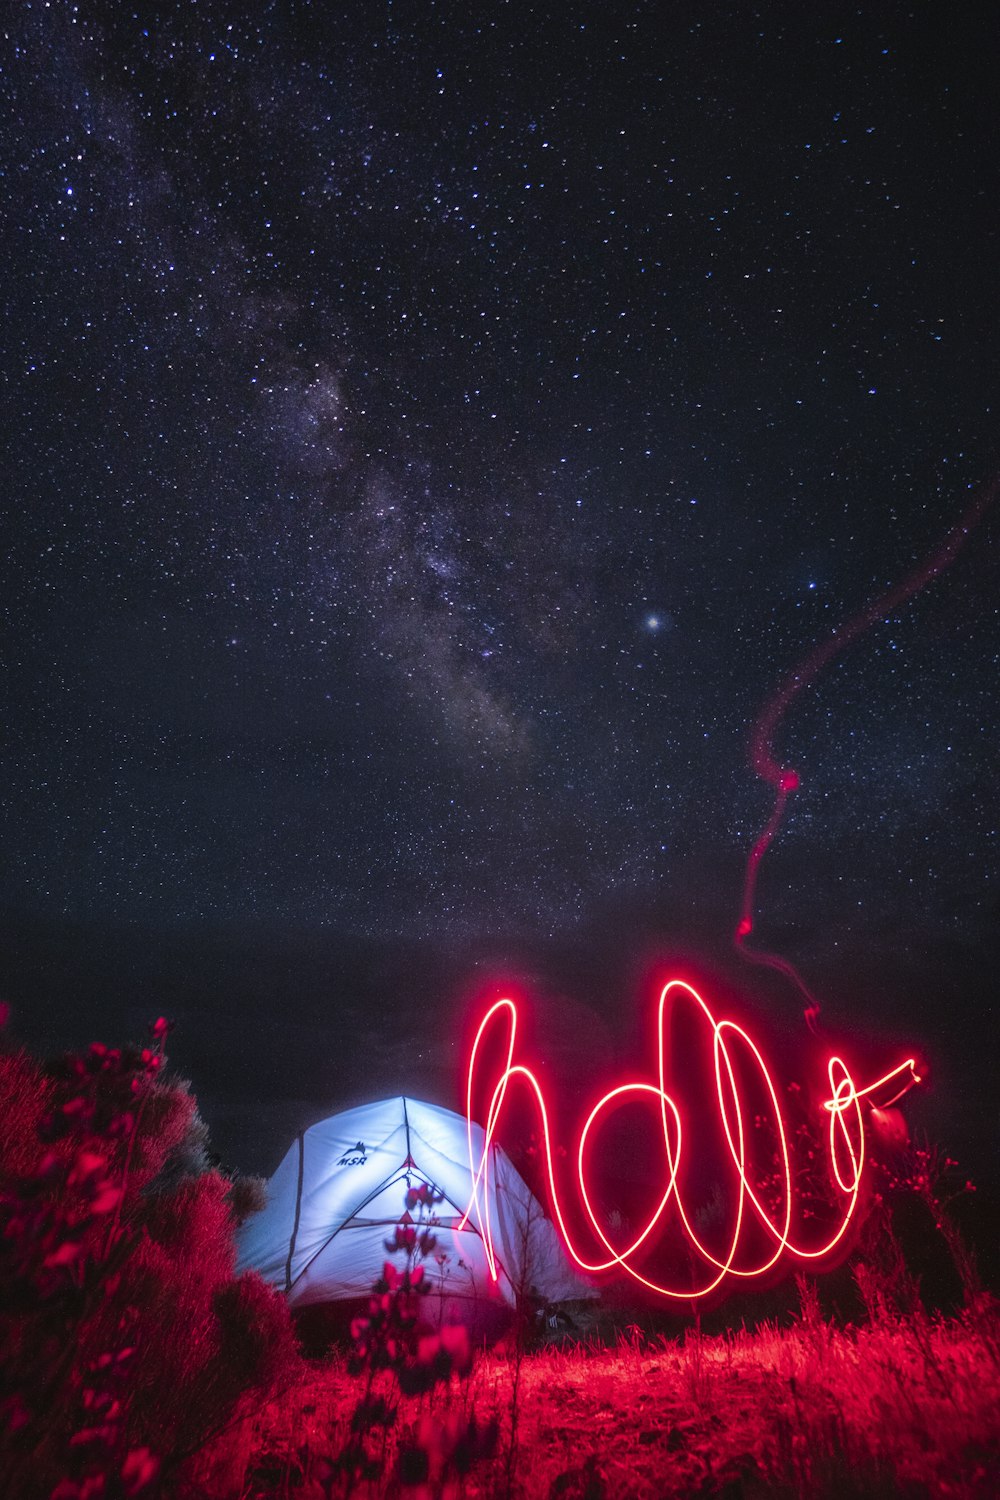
[219,1300,1000,1498]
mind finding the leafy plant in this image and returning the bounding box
[328,1182,497,1497]
[0,1011,299,1499]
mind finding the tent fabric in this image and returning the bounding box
[236,1096,592,1313]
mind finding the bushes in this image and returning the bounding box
[0,1014,300,1500]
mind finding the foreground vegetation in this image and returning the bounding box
[1,1015,997,1498]
[228,1307,1000,1498]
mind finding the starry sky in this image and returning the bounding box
[2,1,998,1177]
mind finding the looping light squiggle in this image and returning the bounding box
[735,480,996,1024]
[462,980,920,1301]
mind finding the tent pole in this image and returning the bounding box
[285,1129,305,1293]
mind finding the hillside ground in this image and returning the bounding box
[197,1301,1000,1498]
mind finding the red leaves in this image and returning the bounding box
[50,1477,107,1500]
[49,1445,158,1500]
[404,1181,444,1213]
[71,1151,109,1181]
[439,1322,472,1371]
[416,1324,472,1377]
[397,1323,474,1396]
[378,1259,426,1296]
[1,1016,300,1500]
[65,1150,122,1216]
[120,1447,159,1495]
[345,1185,493,1486]
[0,1022,172,1494]
[42,1241,83,1270]
[387,1223,417,1253]
[88,1185,123,1217]
[386,1222,440,1258]
[383,1259,400,1290]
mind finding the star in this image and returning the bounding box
[0,0,995,1186]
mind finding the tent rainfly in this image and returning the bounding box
[236,1096,592,1322]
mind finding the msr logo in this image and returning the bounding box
[338,1140,368,1167]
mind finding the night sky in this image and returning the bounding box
[2,2,998,1182]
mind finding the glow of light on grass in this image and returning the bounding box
[462,980,920,1300]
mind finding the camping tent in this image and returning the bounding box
[236,1096,591,1326]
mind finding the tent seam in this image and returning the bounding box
[285,1130,305,1293]
[287,1167,411,1291]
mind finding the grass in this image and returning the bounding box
[190,1299,1000,1498]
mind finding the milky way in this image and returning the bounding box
[2,3,998,1167]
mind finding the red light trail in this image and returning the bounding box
[458,484,992,1300]
[463,981,920,1300]
[736,481,996,1026]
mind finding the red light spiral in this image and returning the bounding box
[463,980,919,1300]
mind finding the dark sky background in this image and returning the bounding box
[2,2,997,1187]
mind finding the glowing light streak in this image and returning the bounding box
[462,981,920,1301]
[736,480,996,1022]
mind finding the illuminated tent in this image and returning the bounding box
[236,1096,592,1326]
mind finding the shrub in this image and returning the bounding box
[0,1013,300,1499]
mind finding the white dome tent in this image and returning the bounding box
[236,1096,591,1332]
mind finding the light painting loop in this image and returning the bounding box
[462,980,919,1302]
